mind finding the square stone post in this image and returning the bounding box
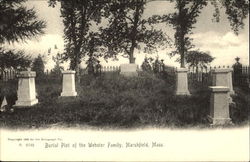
[212,68,234,95]
[175,68,190,95]
[14,71,38,107]
[61,70,77,97]
[120,64,138,77]
[209,86,232,125]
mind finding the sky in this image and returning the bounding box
[4,0,249,70]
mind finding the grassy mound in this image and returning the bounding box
[0,73,248,129]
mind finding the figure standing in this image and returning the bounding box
[141,57,152,72]
[232,57,242,85]
[95,60,102,76]
[86,57,95,76]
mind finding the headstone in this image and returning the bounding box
[60,70,77,97]
[14,71,38,107]
[120,64,138,77]
[0,96,7,112]
[209,86,232,125]
[212,68,234,95]
[175,68,190,95]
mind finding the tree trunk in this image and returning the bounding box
[179,27,185,68]
[129,41,136,64]
[180,49,185,68]
[178,32,185,68]
[178,0,186,68]
[128,1,141,64]
[75,49,81,84]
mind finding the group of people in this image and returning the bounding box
[86,58,102,76]
[141,57,165,74]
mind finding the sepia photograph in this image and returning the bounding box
[0,0,249,161]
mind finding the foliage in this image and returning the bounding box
[0,80,18,106]
[84,33,104,75]
[211,0,249,35]
[149,0,208,67]
[0,0,46,44]
[100,0,171,63]
[0,0,45,77]
[230,87,250,124]
[186,50,214,72]
[50,62,63,77]
[51,53,64,77]
[150,0,249,68]
[48,0,107,75]
[32,54,45,78]
[0,47,32,70]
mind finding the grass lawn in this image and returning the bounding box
[0,72,249,129]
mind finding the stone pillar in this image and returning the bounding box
[175,68,190,95]
[209,86,232,125]
[120,64,138,77]
[61,70,77,97]
[14,71,38,107]
[212,68,234,95]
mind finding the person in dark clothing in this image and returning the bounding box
[86,57,95,75]
[232,57,243,85]
[95,60,102,76]
[141,57,152,72]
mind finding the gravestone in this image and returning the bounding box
[175,68,190,95]
[212,68,234,95]
[60,70,77,97]
[120,64,138,77]
[0,96,7,112]
[209,86,232,125]
[14,71,38,107]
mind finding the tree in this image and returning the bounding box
[51,52,64,77]
[0,0,46,44]
[0,0,46,75]
[48,0,107,79]
[84,32,104,68]
[186,50,214,74]
[100,0,171,64]
[170,0,207,68]
[0,48,32,70]
[32,54,45,78]
[212,0,249,34]
[151,0,249,68]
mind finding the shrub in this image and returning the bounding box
[230,87,250,124]
[0,80,18,106]
[32,54,45,79]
